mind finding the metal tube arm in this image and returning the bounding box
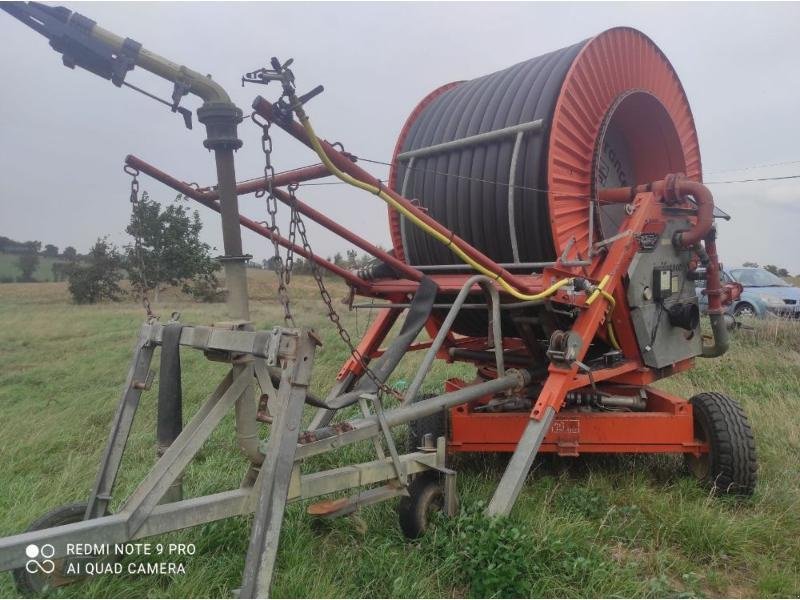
[2,2,229,103]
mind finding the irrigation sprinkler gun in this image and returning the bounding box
[1,3,757,598]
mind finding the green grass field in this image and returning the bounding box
[0,252,64,282]
[0,272,799,598]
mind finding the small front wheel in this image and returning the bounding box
[686,392,757,496]
[13,503,91,596]
[12,502,114,596]
[397,472,445,539]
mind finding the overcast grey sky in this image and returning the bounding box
[1,2,799,273]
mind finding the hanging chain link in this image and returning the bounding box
[252,112,294,326]
[124,165,156,321]
[287,184,401,401]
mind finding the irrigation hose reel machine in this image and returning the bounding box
[0,3,757,598]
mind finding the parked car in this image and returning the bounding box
[698,267,800,318]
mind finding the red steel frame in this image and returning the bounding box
[124,106,724,460]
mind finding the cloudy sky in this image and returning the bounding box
[1,2,799,273]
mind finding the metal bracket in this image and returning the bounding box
[546,330,583,365]
[265,327,283,367]
[365,393,406,486]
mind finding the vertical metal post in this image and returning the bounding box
[198,103,250,321]
[85,325,156,519]
[239,332,317,598]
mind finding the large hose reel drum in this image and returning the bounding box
[388,27,702,271]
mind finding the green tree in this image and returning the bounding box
[16,252,39,282]
[345,249,358,268]
[52,262,69,282]
[764,265,780,276]
[62,246,78,262]
[66,238,123,304]
[43,244,59,257]
[24,241,41,254]
[125,192,217,302]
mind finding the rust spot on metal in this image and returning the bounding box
[307,497,349,516]
[298,431,317,444]
[256,394,273,423]
[332,421,355,434]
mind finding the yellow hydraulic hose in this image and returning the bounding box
[585,275,621,350]
[294,107,573,302]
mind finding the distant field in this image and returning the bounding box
[0,271,799,598]
[0,252,64,282]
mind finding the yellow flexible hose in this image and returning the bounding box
[584,275,621,350]
[294,109,573,302]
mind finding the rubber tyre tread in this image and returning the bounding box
[690,392,757,496]
[13,502,91,596]
[397,472,444,539]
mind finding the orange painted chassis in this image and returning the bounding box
[336,190,712,459]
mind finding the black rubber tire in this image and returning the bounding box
[733,302,756,318]
[686,392,757,496]
[407,394,447,453]
[397,472,445,539]
[13,502,92,596]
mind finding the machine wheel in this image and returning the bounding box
[397,472,445,539]
[13,502,110,596]
[686,393,757,496]
[407,394,446,452]
[733,302,756,318]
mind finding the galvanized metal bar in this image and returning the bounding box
[293,452,438,500]
[209,147,250,320]
[508,131,524,263]
[485,406,556,517]
[295,371,529,461]
[358,395,386,460]
[240,333,317,599]
[370,394,406,485]
[352,300,555,310]
[0,488,253,572]
[146,323,294,360]
[403,275,504,405]
[478,279,506,379]
[411,260,592,272]
[123,367,252,535]
[396,119,543,161]
[254,358,280,417]
[308,485,408,519]
[85,324,155,519]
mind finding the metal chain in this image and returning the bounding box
[252,112,294,326]
[287,185,401,401]
[124,165,156,321]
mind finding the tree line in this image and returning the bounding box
[0,237,80,283]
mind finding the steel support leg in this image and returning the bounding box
[239,334,317,599]
[85,324,155,519]
[485,407,555,517]
[122,367,251,535]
